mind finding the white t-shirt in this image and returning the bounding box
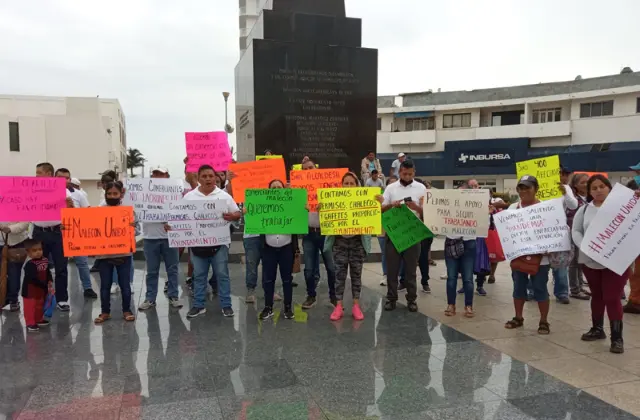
[391,159,401,177]
[365,177,385,190]
[382,180,427,218]
[34,189,72,228]
[143,223,168,240]
[265,234,292,248]
[69,188,90,209]
[183,187,240,247]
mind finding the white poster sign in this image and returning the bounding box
[493,198,571,261]
[582,184,640,275]
[167,200,231,248]
[422,189,490,237]
[123,178,184,222]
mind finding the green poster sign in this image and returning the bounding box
[382,205,433,253]
[244,188,308,234]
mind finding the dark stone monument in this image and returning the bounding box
[234,0,378,173]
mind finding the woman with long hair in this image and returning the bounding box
[567,173,590,300]
[572,174,632,353]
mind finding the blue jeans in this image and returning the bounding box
[74,256,93,290]
[112,256,135,285]
[418,237,433,286]
[4,243,25,305]
[98,258,132,314]
[32,227,68,302]
[552,267,569,299]
[144,239,180,301]
[302,231,336,299]
[377,236,387,276]
[191,247,231,309]
[243,236,262,290]
[445,240,476,307]
[513,265,551,302]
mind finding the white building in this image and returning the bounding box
[0,95,127,206]
[239,0,267,53]
[377,69,640,192]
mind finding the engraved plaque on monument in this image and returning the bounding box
[234,0,378,173]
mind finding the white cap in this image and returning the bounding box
[151,166,169,174]
[398,152,405,158]
[70,178,81,186]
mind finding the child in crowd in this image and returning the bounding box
[21,239,53,332]
[326,172,374,321]
[94,181,139,324]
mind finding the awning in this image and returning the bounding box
[394,111,434,118]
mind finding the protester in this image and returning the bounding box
[377,176,398,286]
[301,159,337,309]
[504,176,552,334]
[478,193,508,285]
[624,163,640,314]
[572,175,637,353]
[1,221,29,312]
[55,168,97,299]
[389,152,406,178]
[365,169,385,190]
[33,162,73,312]
[381,159,426,312]
[446,180,478,318]
[181,164,241,318]
[70,178,89,202]
[264,149,273,156]
[254,179,297,320]
[20,239,53,332]
[180,157,198,287]
[553,166,579,304]
[361,151,383,183]
[93,181,138,324]
[566,173,590,300]
[138,167,183,311]
[91,170,118,273]
[416,179,433,294]
[326,172,371,321]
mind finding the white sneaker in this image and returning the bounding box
[110,284,120,294]
[274,293,283,302]
[138,300,156,310]
[57,302,70,312]
[440,274,447,280]
[169,297,183,308]
[380,275,387,286]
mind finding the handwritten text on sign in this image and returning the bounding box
[0,176,66,222]
[493,198,571,261]
[382,205,433,253]
[516,155,562,201]
[229,159,287,203]
[290,168,348,212]
[61,207,136,257]
[582,184,640,275]
[185,131,232,172]
[123,178,184,222]
[422,189,490,238]
[167,200,231,248]
[244,188,308,234]
[318,187,382,235]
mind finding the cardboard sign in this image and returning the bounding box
[0,177,67,222]
[185,131,232,172]
[582,184,640,275]
[123,178,184,222]
[382,205,433,253]
[516,155,562,201]
[493,198,571,261]
[318,187,381,235]
[166,200,231,248]
[422,189,490,238]
[289,168,348,212]
[61,206,136,257]
[229,159,287,203]
[244,188,308,234]
[256,155,283,160]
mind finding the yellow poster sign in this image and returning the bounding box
[516,155,562,200]
[318,187,382,235]
[256,155,282,160]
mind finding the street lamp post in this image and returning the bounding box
[222,92,234,134]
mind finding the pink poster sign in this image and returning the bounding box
[185,131,232,172]
[0,176,67,222]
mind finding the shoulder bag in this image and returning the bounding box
[2,234,27,263]
[510,254,543,275]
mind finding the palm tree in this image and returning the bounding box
[126,148,146,177]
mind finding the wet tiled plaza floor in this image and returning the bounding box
[0,261,638,419]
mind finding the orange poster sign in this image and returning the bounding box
[290,168,348,212]
[229,158,287,203]
[575,171,608,178]
[61,206,136,257]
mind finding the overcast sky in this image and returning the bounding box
[1,0,639,177]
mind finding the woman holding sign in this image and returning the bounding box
[572,175,637,354]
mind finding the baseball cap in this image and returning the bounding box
[70,178,81,186]
[151,166,169,174]
[560,165,572,174]
[398,152,405,158]
[517,175,539,188]
[630,162,640,171]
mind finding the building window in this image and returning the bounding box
[405,117,434,131]
[9,122,19,152]
[443,113,471,129]
[532,108,562,123]
[580,100,614,118]
[376,118,382,131]
[636,98,640,113]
